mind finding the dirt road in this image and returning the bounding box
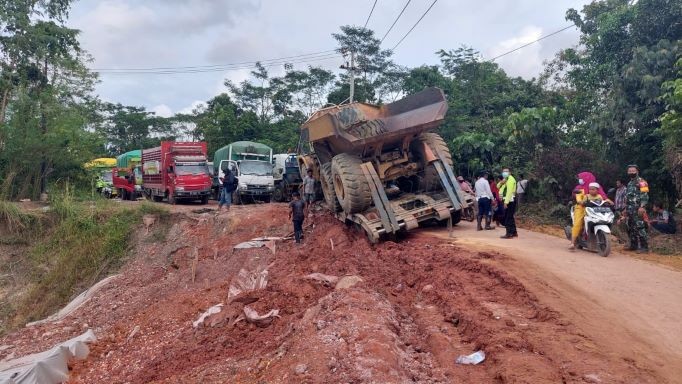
[1,202,679,383]
[420,222,682,382]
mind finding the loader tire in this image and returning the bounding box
[331,154,371,214]
[349,119,388,139]
[320,162,342,212]
[411,132,453,191]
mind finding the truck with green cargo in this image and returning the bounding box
[213,141,275,203]
[113,149,143,200]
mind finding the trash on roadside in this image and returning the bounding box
[243,306,280,327]
[455,350,486,365]
[192,303,224,328]
[228,267,269,300]
[304,273,339,287]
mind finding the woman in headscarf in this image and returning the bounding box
[570,171,607,249]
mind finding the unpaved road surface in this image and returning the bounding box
[420,222,682,383]
[0,202,679,383]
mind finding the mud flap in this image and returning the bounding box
[594,224,611,235]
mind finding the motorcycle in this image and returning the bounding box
[564,200,614,257]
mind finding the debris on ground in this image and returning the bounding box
[192,304,224,329]
[0,330,96,384]
[242,306,280,328]
[455,350,486,365]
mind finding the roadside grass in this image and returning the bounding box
[0,195,169,335]
[0,200,44,234]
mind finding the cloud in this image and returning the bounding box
[486,26,544,79]
[151,104,173,118]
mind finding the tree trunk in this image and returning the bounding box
[40,57,48,196]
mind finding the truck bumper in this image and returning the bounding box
[175,190,211,198]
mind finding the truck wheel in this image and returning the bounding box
[331,154,371,214]
[152,195,162,202]
[320,162,342,212]
[273,187,284,202]
[411,132,453,191]
[451,210,462,225]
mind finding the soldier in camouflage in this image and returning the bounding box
[622,165,650,253]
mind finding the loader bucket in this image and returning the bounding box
[302,87,448,155]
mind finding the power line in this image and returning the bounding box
[488,24,576,62]
[96,54,343,75]
[390,0,437,51]
[379,0,411,44]
[92,50,338,72]
[363,0,378,29]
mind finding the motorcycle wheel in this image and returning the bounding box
[597,231,611,257]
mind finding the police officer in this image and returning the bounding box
[623,164,649,253]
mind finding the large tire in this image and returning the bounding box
[411,132,453,191]
[348,119,388,139]
[273,186,285,202]
[320,162,342,212]
[331,154,371,214]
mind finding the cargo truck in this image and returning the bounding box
[84,158,118,198]
[142,141,212,204]
[113,149,142,200]
[213,141,275,204]
[272,153,302,202]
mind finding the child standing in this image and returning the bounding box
[289,191,306,244]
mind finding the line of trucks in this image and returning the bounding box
[87,87,472,242]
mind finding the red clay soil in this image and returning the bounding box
[0,203,661,383]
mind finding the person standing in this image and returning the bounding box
[457,176,473,194]
[302,169,316,206]
[474,171,495,231]
[516,174,528,206]
[623,165,650,253]
[497,167,517,239]
[218,167,237,212]
[614,179,627,212]
[289,191,306,244]
[651,202,676,234]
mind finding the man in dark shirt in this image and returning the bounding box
[289,191,307,244]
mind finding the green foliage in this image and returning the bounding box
[2,200,159,331]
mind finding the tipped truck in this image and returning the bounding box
[298,87,471,243]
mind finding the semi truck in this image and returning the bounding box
[142,141,212,204]
[272,153,302,202]
[298,87,472,243]
[213,141,274,203]
[113,149,142,200]
[84,158,118,198]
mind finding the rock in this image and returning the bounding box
[304,273,339,287]
[315,320,326,330]
[335,275,363,290]
[422,284,434,292]
[0,345,12,352]
[583,373,602,383]
[294,363,307,375]
[127,325,140,341]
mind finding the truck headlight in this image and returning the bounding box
[239,183,247,189]
[267,185,275,190]
[175,186,185,191]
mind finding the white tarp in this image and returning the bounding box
[26,275,119,327]
[0,330,96,384]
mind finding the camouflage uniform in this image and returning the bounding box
[625,176,649,249]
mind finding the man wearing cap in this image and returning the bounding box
[623,164,650,253]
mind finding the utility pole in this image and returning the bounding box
[340,50,357,103]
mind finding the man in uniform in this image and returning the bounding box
[623,164,650,253]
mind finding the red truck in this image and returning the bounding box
[142,141,212,204]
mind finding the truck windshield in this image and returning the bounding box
[101,171,113,182]
[176,164,209,176]
[239,160,273,176]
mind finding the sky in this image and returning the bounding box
[67,0,592,117]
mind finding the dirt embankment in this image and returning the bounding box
[0,203,663,383]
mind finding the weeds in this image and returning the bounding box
[0,200,42,234]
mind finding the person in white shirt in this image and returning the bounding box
[516,174,528,206]
[474,170,495,231]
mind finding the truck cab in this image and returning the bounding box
[218,159,274,203]
[272,153,302,201]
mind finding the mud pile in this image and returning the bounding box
[0,204,658,383]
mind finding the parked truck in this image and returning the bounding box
[84,158,118,198]
[142,141,212,204]
[213,141,274,203]
[298,87,472,243]
[272,153,302,202]
[113,149,142,200]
